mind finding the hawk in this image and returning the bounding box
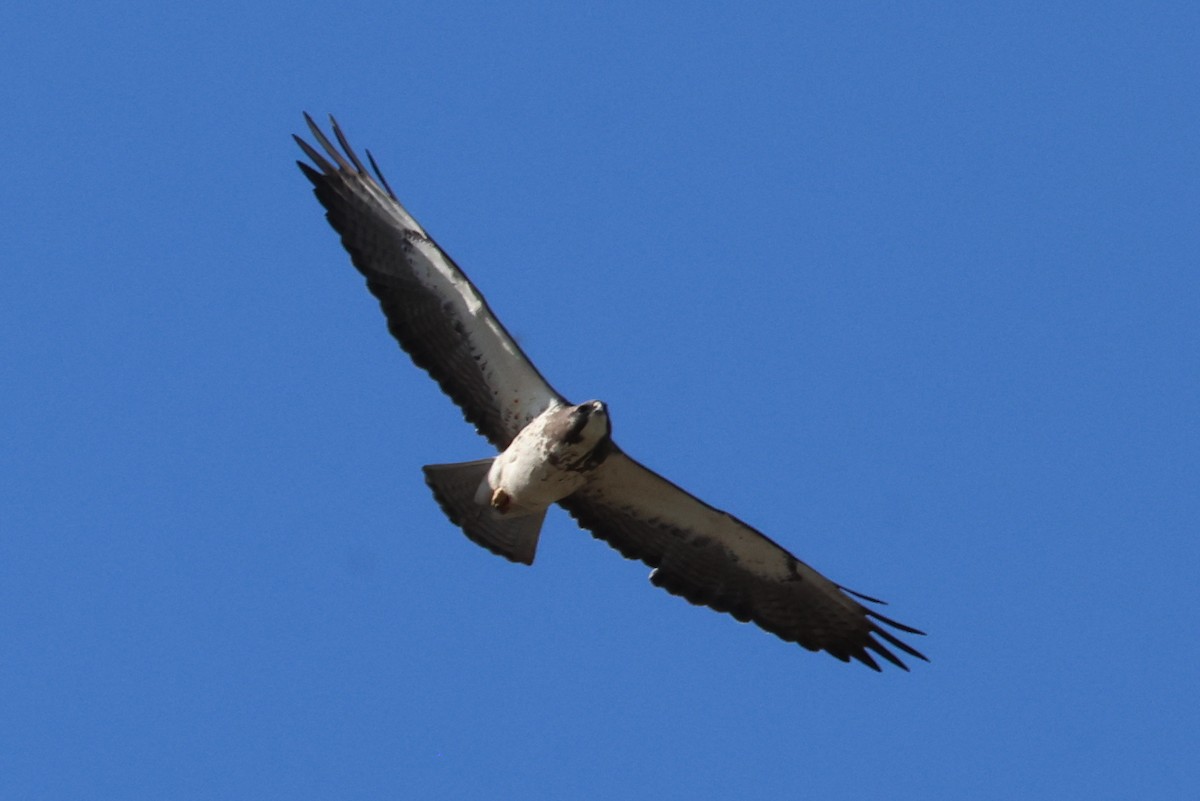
[295,115,927,671]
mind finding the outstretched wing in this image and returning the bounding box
[295,114,566,449]
[559,450,928,671]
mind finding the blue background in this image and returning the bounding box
[3,2,1197,798]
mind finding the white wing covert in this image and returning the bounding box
[295,115,565,448]
[559,451,927,671]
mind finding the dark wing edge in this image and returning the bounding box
[294,113,566,449]
[559,450,928,671]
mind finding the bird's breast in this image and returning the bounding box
[483,403,609,512]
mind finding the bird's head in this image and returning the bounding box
[568,400,610,443]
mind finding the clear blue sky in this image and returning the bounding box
[3,2,1197,798]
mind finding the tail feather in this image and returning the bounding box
[422,459,546,565]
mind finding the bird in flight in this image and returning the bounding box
[294,114,927,671]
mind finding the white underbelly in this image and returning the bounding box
[482,455,588,512]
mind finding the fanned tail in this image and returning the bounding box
[422,459,546,565]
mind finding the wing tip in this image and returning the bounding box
[837,583,929,670]
[295,113,397,201]
[295,112,373,183]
